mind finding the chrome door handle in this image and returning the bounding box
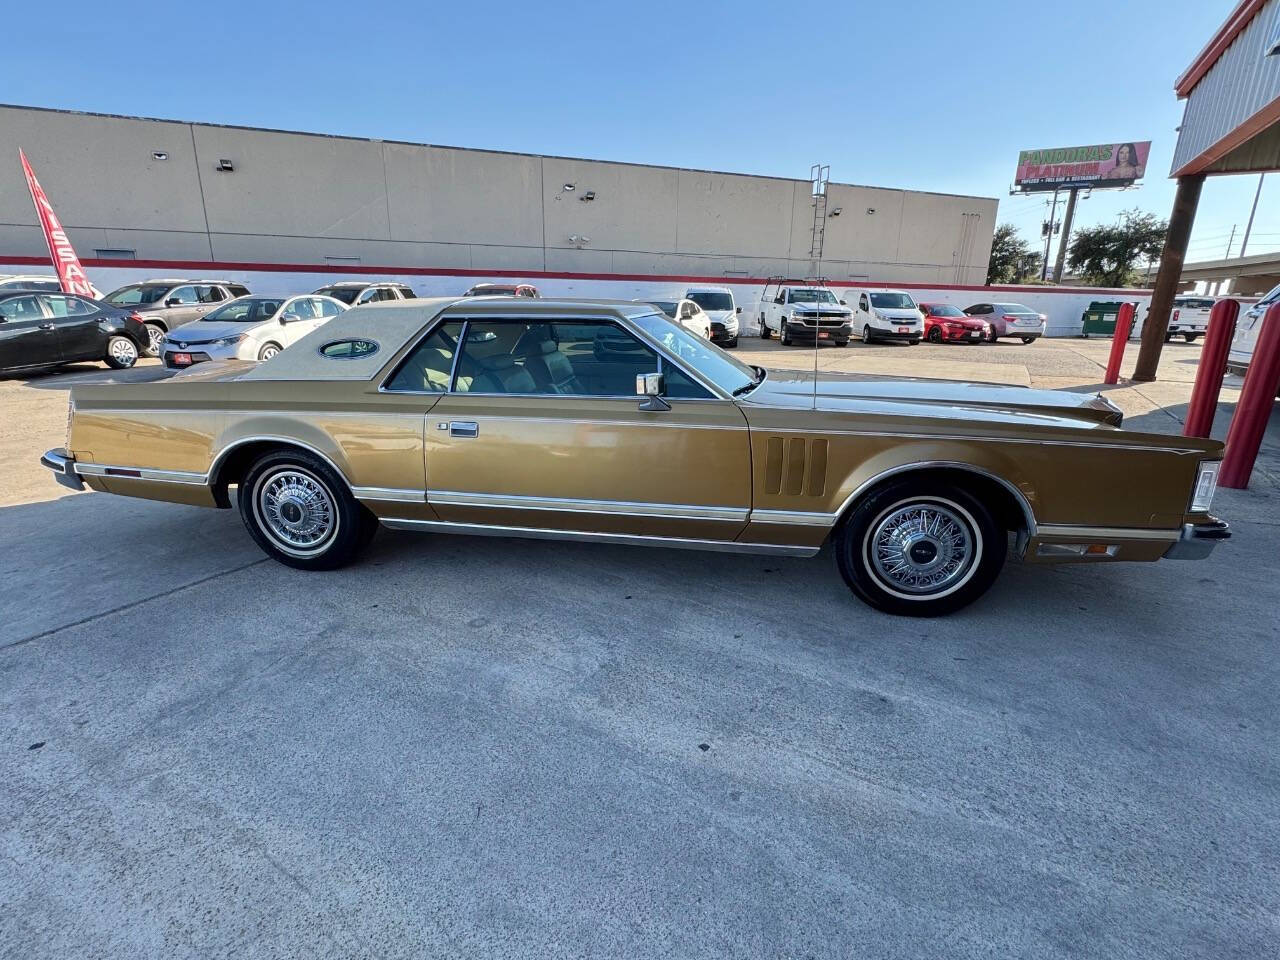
[449,421,479,438]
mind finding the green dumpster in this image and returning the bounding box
[1080,301,1123,338]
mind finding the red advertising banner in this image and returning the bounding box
[19,149,101,298]
[1013,141,1151,194]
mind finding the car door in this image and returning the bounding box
[195,284,226,319]
[411,313,752,541]
[163,285,203,326]
[40,294,104,362]
[276,298,320,346]
[0,294,59,370]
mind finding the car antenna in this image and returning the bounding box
[809,163,830,412]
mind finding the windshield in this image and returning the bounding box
[790,289,838,304]
[996,303,1036,314]
[925,304,966,318]
[632,313,757,396]
[202,298,283,322]
[646,301,679,318]
[104,283,173,305]
[313,286,359,304]
[870,293,916,310]
[687,292,733,312]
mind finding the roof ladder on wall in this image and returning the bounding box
[809,164,830,264]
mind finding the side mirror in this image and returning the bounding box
[774,296,785,304]
[839,299,847,305]
[165,298,180,307]
[279,315,289,325]
[735,306,742,314]
[635,372,670,412]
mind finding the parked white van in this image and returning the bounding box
[848,288,924,344]
[684,286,740,348]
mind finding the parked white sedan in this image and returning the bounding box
[161,295,347,369]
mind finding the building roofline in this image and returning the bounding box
[0,102,998,204]
[1176,0,1269,98]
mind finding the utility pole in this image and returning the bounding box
[1224,224,1238,259]
[1240,173,1265,257]
[1051,187,1079,283]
[1040,187,1062,281]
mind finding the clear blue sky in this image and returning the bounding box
[5,0,1269,266]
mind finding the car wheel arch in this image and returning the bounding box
[209,435,354,508]
[831,461,1036,544]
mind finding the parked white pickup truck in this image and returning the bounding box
[1166,296,1215,342]
[757,279,854,346]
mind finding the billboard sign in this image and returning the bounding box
[1013,141,1151,193]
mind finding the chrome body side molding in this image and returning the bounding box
[426,490,749,523]
[380,518,819,557]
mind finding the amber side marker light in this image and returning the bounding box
[1037,543,1118,558]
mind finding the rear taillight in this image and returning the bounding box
[128,312,143,324]
[1173,309,1180,321]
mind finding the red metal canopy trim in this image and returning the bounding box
[1176,0,1269,98]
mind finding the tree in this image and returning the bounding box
[1067,209,1168,287]
[986,224,1043,285]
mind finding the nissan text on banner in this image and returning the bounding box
[1013,142,1151,193]
[19,148,102,298]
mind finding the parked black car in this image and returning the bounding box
[0,292,151,376]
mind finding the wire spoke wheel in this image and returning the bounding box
[866,499,979,598]
[253,468,338,557]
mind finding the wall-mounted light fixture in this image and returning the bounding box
[151,151,169,161]
[216,159,235,172]
[829,206,842,217]
[580,190,596,202]
[568,235,591,246]
[562,183,575,192]
[866,207,876,215]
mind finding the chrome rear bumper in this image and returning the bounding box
[1163,519,1230,560]
[40,448,85,491]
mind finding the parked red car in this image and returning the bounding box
[919,302,987,343]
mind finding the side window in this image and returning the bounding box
[282,299,318,322]
[34,279,62,291]
[661,360,713,400]
[167,285,197,305]
[196,285,224,303]
[316,298,344,318]
[396,285,416,299]
[859,294,869,311]
[0,295,46,321]
[225,284,251,298]
[457,320,658,397]
[40,295,95,318]
[385,322,464,392]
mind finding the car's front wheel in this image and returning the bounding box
[104,335,139,369]
[834,477,1006,617]
[144,323,165,357]
[927,327,943,343]
[1020,336,1036,344]
[238,449,376,570]
[258,342,283,361]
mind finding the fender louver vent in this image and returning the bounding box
[764,437,828,497]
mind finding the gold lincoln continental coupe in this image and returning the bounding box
[41,297,1229,616]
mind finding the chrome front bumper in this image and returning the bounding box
[1163,519,1230,560]
[40,448,85,491]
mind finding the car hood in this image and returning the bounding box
[703,309,736,322]
[793,304,852,315]
[167,319,265,344]
[933,315,984,327]
[746,370,1126,429]
[874,309,922,321]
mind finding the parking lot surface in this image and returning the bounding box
[2,338,1278,959]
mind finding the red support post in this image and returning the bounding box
[1184,299,1240,438]
[1103,302,1135,385]
[1221,302,1280,489]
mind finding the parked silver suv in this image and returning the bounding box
[101,278,252,356]
[311,281,416,305]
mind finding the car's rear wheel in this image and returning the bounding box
[863,324,874,344]
[834,477,1006,617]
[1020,336,1036,344]
[104,335,139,369]
[725,336,739,349]
[1164,332,1175,343]
[1184,333,1198,343]
[144,323,165,357]
[258,342,283,361]
[238,449,376,570]
[927,327,943,343]
[760,317,770,340]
